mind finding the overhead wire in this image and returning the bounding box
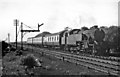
[23,23,35,30]
[22,23,35,37]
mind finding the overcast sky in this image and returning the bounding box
[0,0,119,42]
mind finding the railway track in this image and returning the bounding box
[44,51,120,75]
[12,44,120,76]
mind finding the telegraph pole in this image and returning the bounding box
[14,19,19,49]
[20,22,43,50]
[21,22,23,50]
[8,33,10,43]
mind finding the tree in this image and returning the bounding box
[81,26,89,31]
[90,25,98,30]
[105,26,120,52]
[100,26,108,29]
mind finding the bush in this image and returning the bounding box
[20,54,41,69]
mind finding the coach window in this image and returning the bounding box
[48,37,49,42]
[52,36,54,42]
[57,36,59,41]
[53,36,55,41]
[53,36,54,42]
[49,37,50,42]
[51,37,52,42]
[50,37,51,42]
[54,36,56,42]
[48,37,50,42]
[52,36,53,42]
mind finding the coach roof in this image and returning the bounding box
[35,31,51,37]
[45,30,67,36]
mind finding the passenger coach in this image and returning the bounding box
[43,30,67,48]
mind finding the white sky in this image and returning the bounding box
[0,0,119,42]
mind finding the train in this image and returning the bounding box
[27,26,108,56]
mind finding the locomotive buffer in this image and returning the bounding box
[21,22,43,50]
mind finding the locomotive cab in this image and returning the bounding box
[61,29,83,52]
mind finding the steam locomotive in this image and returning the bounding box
[27,26,107,55]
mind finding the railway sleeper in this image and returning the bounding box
[63,55,120,71]
[58,52,120,66]
[64,58,117,75]
[43,51,119,71]
[42,52,119,70]
[64,58,119,76]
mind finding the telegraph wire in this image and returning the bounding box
[23,23,35,30]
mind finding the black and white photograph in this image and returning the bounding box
[0,0,120,76]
